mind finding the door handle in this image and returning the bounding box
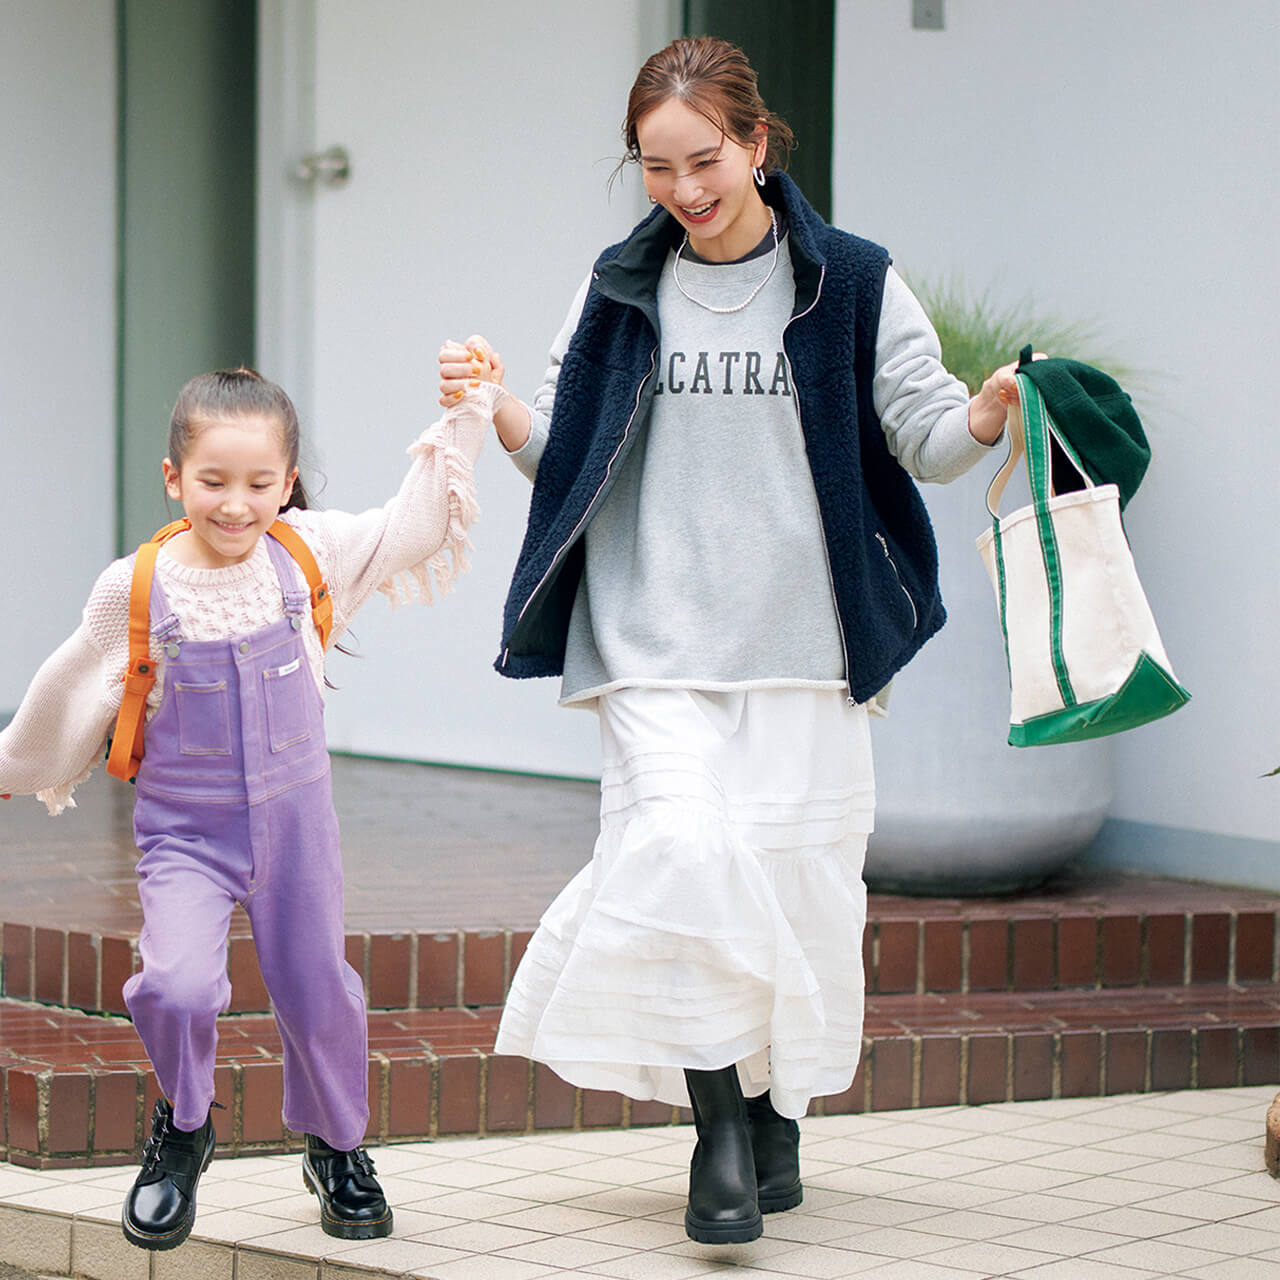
[295,145,351,186]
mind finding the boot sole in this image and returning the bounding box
[684,1208,763,1244]
[303,1162,394,1239]
[758,1181,803,1214]
[121,1130,215,1251]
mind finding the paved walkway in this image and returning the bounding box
[2,1086,1279,1279]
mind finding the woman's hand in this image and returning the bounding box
[968,352,1047,445]
[438,335,504,407]
[437,333,532,451]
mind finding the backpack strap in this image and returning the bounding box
[106,518,191,782]
[266,520,334,649]
[105,518,334,783]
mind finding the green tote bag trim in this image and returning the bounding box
[1009,650,1192,747]
[990,518,1012,677]
[1019,375,1076,707]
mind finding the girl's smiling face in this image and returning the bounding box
[637,97,769,263]
[162,414,297,568]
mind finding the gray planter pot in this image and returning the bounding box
[865,469,1112,896]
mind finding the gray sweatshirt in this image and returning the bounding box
[508,242,998,705]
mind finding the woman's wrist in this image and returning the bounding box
[494,398,532,452]
[967,383,1006,446]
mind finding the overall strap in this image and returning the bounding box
[106,518,334,783]
[266,520,334,649]
[106,518,191,782]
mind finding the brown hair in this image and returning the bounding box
[168,366,309,512]
[621,36,794,174]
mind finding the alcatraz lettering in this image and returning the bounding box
[654,350,793,397]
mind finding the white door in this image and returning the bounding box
[258,0,676,777]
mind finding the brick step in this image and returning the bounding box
[0,922,533,1017]
[5,887,1277,1018]
[4,983,1279,1168]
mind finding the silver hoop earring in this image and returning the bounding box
[753,165,766,187]
[648,194,658,204]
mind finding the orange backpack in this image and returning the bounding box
[106,519,333,782]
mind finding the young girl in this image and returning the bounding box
[439,38,1021,1246]
[0,366,503,1250]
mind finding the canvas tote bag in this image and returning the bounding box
[975,372,1189,747]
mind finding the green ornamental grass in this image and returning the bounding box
[909,275,1136,396]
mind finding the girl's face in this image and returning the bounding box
[637,97,768,263]
[162,414,297,569]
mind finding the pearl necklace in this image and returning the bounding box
[672,209,780,314]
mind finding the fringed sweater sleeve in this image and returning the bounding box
[0,558,132,814]
[277,382,500,644]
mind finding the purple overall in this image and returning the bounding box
[123,535,369,1148]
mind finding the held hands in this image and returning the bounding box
[437,333,532,453]
[438,335,505,408]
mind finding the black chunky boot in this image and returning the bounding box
[683,1067,763,1244]
[303,1134,394,1239]
[121,1098,217,1250]
[746,1090,803,1213]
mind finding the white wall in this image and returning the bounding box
[834,0,1280,850]
[260,0,678,777]
[0,3,117,709]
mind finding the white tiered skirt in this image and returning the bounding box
[494,686,874,1120]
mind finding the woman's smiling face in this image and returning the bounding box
[637,97,769,263]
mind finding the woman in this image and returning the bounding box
[440,36,1017,1245]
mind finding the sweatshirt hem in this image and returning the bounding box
[559,676,851,710]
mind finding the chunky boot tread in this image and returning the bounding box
[758,1182,803,1214]
[303,1135,394,1240]
[684,1206,764,1244]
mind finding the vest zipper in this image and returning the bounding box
[500,345,659,669]
[781,265,859,705]
[875,531,920,629]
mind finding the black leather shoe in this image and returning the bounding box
[683,1067,763,1244]
[303,1134,393,1239]
[746,1090,803,1213]
[121,1098,216,1250]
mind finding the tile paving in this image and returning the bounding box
[1,1087,1279,1278]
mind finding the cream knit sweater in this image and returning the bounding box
[0,384,502,815]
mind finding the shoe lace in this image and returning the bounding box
[351,1147,376,1177]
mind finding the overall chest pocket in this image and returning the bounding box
[262,658,313,752]
[174,681,232,756]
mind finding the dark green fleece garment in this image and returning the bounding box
[1016,345,1149,508]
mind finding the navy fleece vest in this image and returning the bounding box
[497,173,945,704]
